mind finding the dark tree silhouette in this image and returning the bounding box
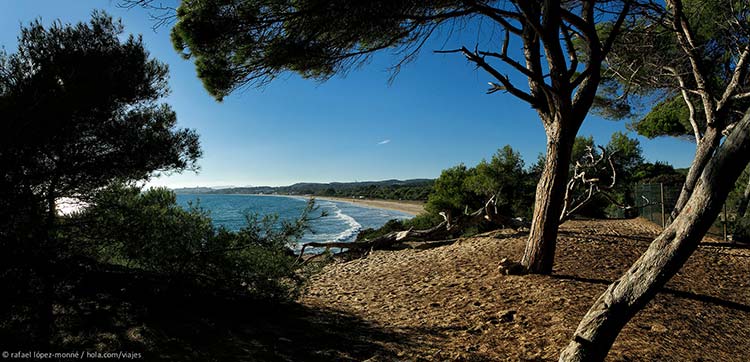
[0,12,201,346]
[0,12,201,223]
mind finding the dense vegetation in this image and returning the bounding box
[175,179,434,201]
[0,14,312,351]
[358,137,685,241]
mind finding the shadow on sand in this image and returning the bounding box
[550,274,750,313]
[17,262,413,361]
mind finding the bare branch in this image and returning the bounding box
[601,1,633,57]
[718,45,750,110]
[435,47,539,106]
[665,66,702,144]
[464,1,524,35]
[560,22,579,79]
[732,91,750,100]
[666,0,716,125]
[560,145,620,223]
[296,195,528,260]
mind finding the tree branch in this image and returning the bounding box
[718,45,750,110]
[665,66,702,144]
[560,145,618,223]
[435,47,539,105]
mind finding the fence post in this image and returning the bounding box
[660,183,666,229]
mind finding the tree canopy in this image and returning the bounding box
[169,0,466,100]
[0,12,201,214]
[598,0,750,141]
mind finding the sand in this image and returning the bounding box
[300,218,750,361]
[309,196,425,216]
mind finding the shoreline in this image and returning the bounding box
[185,193,425,216]
[301,196,425,216]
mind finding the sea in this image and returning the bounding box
[175,194,414,250]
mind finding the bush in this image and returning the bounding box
[68,184,311,299]
[731,216,750,243]
[404,212,446,230]
[356,212,447,242]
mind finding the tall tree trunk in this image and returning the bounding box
[558,109,750,362]
[522,122,577,274]
[671,126,722,219]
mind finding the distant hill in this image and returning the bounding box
[172,179,435,201]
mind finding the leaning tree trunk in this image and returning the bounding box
[559,108,750,362]
[671,126,722,219]
[522,121,577,274]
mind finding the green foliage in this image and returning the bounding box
[169,0,462,99]
[0,12,201,214]
[356,212,447,241]
[403,212,446,230]
[596,1,750,139]
[730,215,750,243]
[358,145,534,240]
[311,182,433,201]
[0,13,204,347]
[571,136,596,165]
[607,131,645,182]
[425,146,533,219]
[632,162,684,185]
[425,146,536,219]
[465,146,530,218]
[70,185,309,299]
[425,164,479,217]
[356,219,409,241]
[727,167,750,212]
[726,166,750,239]
[631,96,693,139]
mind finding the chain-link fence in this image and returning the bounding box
[633,183,728,239]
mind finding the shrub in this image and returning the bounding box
[69,184,311,299]
[731,216,750,243]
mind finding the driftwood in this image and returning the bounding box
[560,145,617,222]
[296,196,528,261]
[559,145,661,222]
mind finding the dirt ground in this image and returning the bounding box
[300,218,750,361]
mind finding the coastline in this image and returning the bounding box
[306,196,424,216]
[180,192,426,216]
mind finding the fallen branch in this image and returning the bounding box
[296,196,528,261]
[560,145,617,222]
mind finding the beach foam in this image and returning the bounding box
[331,206,362,242]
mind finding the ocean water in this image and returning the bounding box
[175,194,414,250]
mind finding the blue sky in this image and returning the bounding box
[2,1,696,187]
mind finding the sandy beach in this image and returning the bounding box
[310,196,425,216]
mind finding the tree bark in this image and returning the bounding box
[522,122,577,274]
[559,108,750,362]
[671,126,722,219]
